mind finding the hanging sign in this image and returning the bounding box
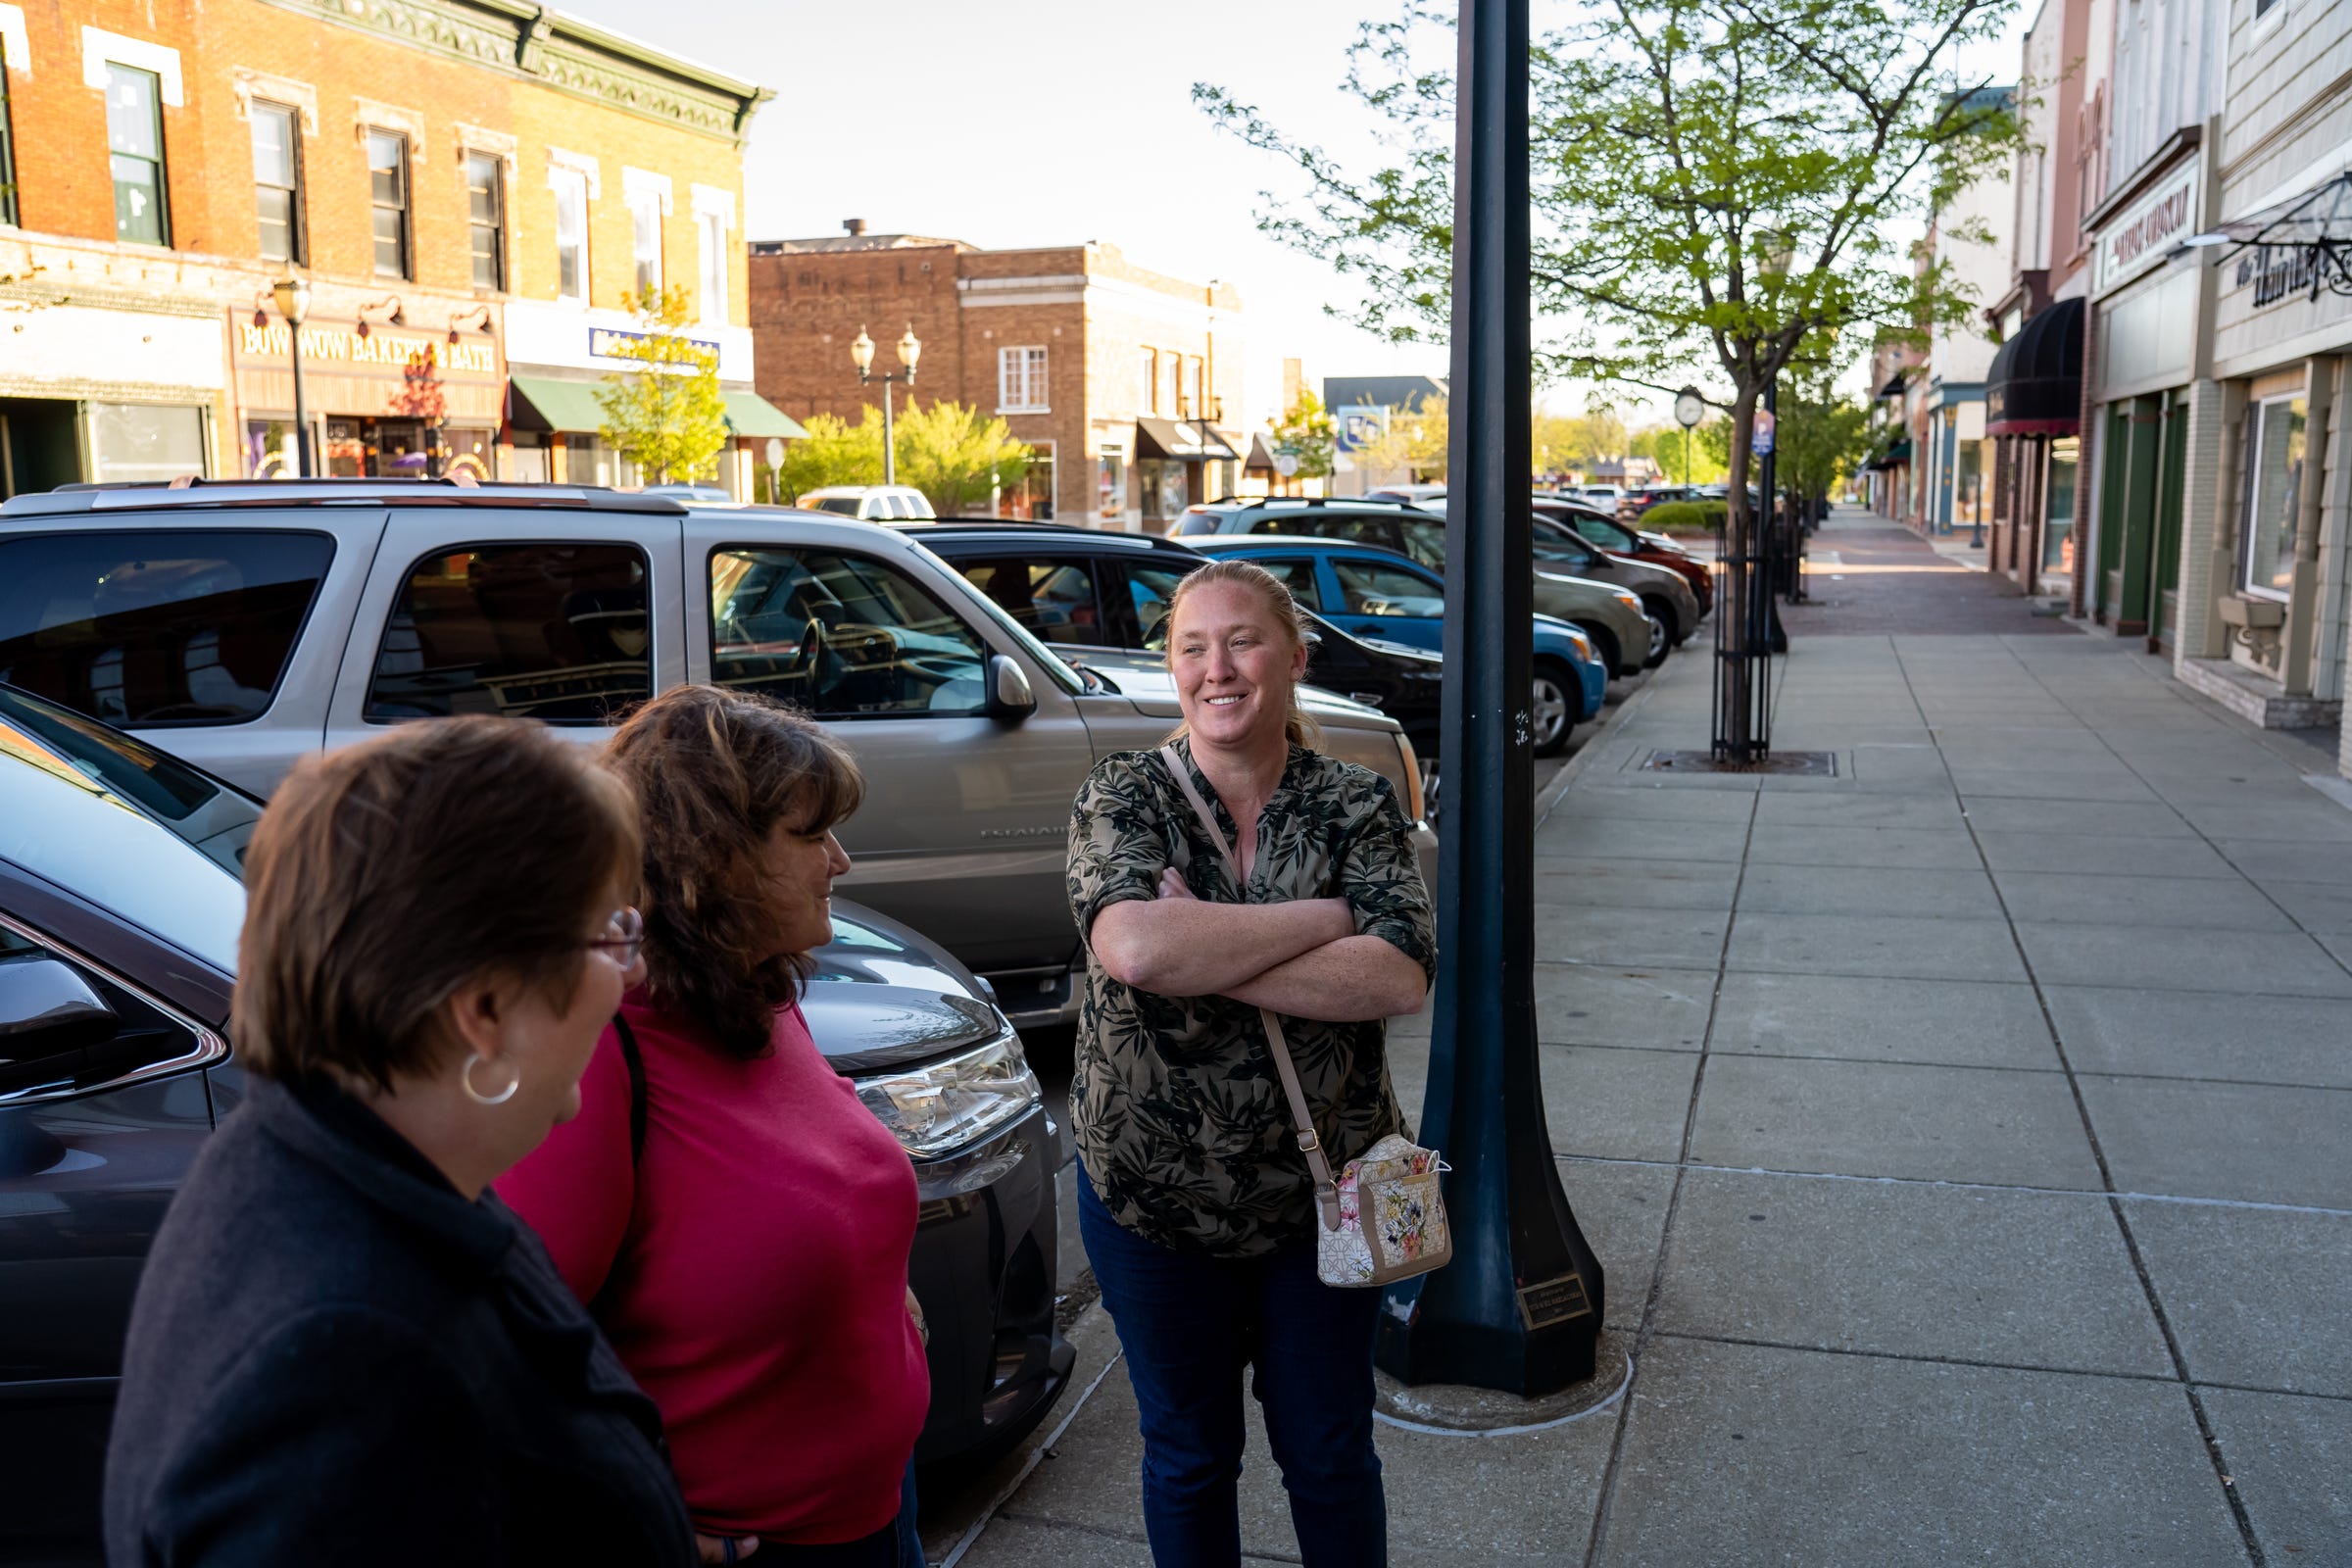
[1751,407,1777,456]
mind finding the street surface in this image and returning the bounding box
[926,506,2352,1566]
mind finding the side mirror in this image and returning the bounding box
[988,654,1038,719]
[0,957,120,1081]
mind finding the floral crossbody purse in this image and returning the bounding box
[1158,747,1451,1289]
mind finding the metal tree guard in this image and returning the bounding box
[1374,0,1606,1397]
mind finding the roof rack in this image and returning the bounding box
[3,477,690,517]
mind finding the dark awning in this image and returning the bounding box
[1245,432,1279,472]
[1984,297,2083,437]
[1136,416,1240,463]
[1868,438,1913,470]
[508,374,610,434]
[1878,374,1908,398]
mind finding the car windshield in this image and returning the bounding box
[909,552,1087,697]
[0,683,250,971]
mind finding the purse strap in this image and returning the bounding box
[1157,747,1344,1233]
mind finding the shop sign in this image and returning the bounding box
[587,325,722,364]
[2093,164,2200,297]
[2232,244,2347,310]
[235,320,497,377]
[1335,405,1388,454]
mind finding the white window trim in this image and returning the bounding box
[546,146,601,200]
[81,26,180,104]
[621,166,673,217]
[229,69,317,134]
[2238,393,2304,603]
[454,122,517,182]
[696,209,728,326]
[550,165,591,305]
[353,101,425,169]
[999,346,1049,414]
[3,7,34,77]
[690,182,735,227]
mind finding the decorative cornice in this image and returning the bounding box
[248,0,770,146]
[0,373,219,403]
[0,277,220,318]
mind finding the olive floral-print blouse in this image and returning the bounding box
[1066,738,1437,1257]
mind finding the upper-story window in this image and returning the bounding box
[697,209,727,324]
[250,101,303,264]
[1180,357,1204,420]
[1000,347,1049,413]
[630,190,662,297]
[0,34,18,227]
[466,152,505,290]
[367,129,410,279]
[552,168,589,303]
[107,66,169,246]
[1159,352,1180,419]
[1139,348,1158,416]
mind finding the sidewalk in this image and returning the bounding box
[933,510,2352,1566]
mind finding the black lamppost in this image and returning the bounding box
[850,323,920,485]
[1373,0,1605,1397]
[271,274,313,478]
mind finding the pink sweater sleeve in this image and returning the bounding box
[495,1024,637,1303]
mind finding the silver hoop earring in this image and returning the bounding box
[461,1054,520,1106]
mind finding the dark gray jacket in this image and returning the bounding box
[103,1075,695,1567]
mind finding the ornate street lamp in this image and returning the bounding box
[270,273,313,479]
[851,322,921,485]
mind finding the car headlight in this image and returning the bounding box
[855,1030,1042,1160]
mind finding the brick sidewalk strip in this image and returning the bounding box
[932,506,2352,1568]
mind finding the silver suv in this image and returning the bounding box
[0,480,1432,1025]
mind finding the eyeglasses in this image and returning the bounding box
[586,906,645,968]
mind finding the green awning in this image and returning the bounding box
[721,391,807,439]
[508,375,612,434]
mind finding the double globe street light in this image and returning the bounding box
[850,323,921,485]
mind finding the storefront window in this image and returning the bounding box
[2042,438,2078,574]
[1954,439,1985,531]
[244,418,302,479]
[443,427,495,482]
[2240,395,2307,599]
[89,404,204,485]
[1097,444,1127,518]
[997,440,1054,520]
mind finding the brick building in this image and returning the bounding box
[749,228,1244,528]
[0,0,783,496]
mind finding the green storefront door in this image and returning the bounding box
[2150,398,2187,649]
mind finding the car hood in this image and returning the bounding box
[1054,655,1395,728]
[804,898,1013,1073]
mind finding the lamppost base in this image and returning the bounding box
[1374,1336,1632,1435]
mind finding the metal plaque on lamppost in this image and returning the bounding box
[1373,0,1605,1398]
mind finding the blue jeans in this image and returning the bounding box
[1077,1165,1386,1568]
[755,1462,920,1566]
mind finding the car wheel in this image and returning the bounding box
[1531,660,1576,758]
[1642,595,1687,648]
[1641,613,1671,669]
[1571,622,1622,682]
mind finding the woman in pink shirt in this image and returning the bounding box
[501,686,928,1566]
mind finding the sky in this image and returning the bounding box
[561,0,2034,431]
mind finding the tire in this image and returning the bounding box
[1531,660,1577,758]
[1640,612,1671,669]
[1572,622,1624,682]
[1642,595,1687,649]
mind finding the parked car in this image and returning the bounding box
[907,522,1456,760]
[1177,495,1690,666]
[1532,498,1713,614]
[798,484,939,521]
[0,679,1069,1556]
[1621,485,1696,518]
[1361,483,1448,507]
[1182,535,1611,756]
[1573,484,1624,508]
[640,482,735,502]
[0,479,1431,1028]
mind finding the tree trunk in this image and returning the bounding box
[1719,382,1760,758]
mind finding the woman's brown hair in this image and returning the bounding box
[1162,558,1322,750]
[605,685,864,1059]
[232,716,641,1093]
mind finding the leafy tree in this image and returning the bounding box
[1774,368,1872,511]
[596,284,730,485]
[1403,394,1449,479]
[776,411,883,500]
[893,399,1034,515]
[1631,423,1726,484]
[1269,389,1340,480]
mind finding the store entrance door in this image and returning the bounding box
[322,417,434,478]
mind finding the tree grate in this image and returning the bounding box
[1642,749,1838,776]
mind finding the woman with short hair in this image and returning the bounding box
[1067,558,1437,1568]
[500,685,929,1567]
[105,715,689,1567]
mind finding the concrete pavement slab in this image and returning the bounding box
[2041,985,2352,1088]
[1534,906,1734,968]
[1653,1168,2171,1376]
[1707,972,2060,1069]
[1532,857,1741,910]
[1944,765,2165,803]
[1744,823,1984,869]
[1544,785,1758,823]
[1689,1055,2102,1187]
[2197,1389,2352,1563]
[1725,911,2029,982]
[2174,801,2352,842]
[1536,815,1751,863]
[1954,796,2194,838]
[2124,1200,2352,1396]
[2216,838,2352,885]
[2080,1076,2352,1208]
[1557,1155,1677,1330]
[1735,863,2002,919]
[2259,878,2352,934]
[1992,870,2296,932]
[1592,1338,2245,1568]
[1972,828,2241,877]
[1532,962,1718,1050]
[2015,923,2352,996]
[1392,1040,1698,1163]
[1749,793,1966,829]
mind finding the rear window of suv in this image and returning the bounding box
[0,530,334,726]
